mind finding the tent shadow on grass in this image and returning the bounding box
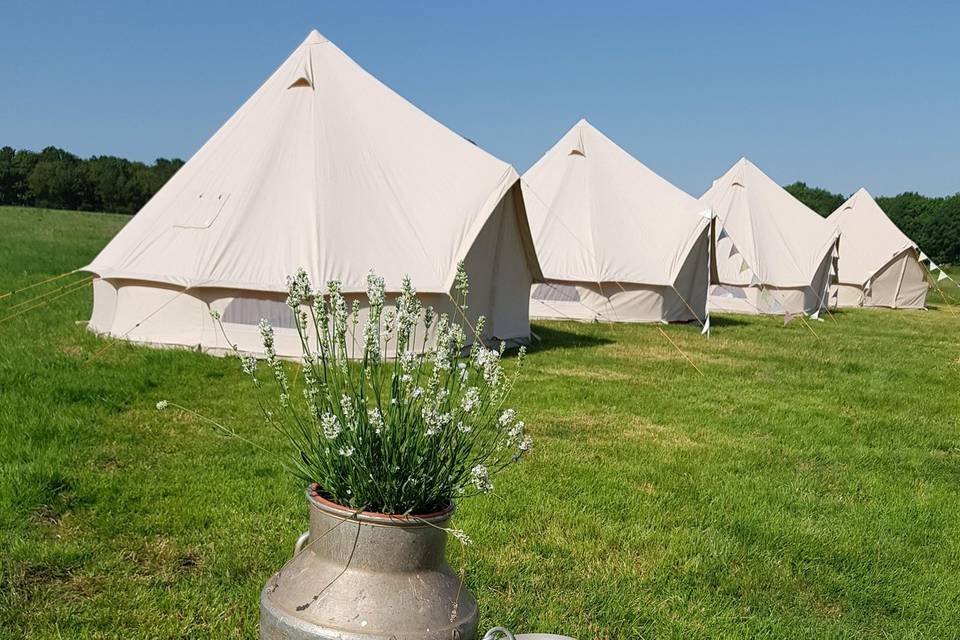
[528,323,615,353]
[707,314,751,328]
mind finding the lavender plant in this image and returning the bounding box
[220,263,531,515]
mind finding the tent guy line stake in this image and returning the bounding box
[796,314,820,340]
[2,275,92,312]
[657,327,704,377]
[0,269,80,301]
[0,278,92,324]
[927,269,958,317]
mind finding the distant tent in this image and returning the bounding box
[83,30,542,357]
[827,188,927,309]
[522,119,711,323]
[700,158,839,315]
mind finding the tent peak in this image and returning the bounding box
[302,29,329,46]
[854,186,873,199]
[572,117,594,132]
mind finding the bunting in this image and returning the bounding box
[930,261,940,271]
[938,270,949,282]
[740,259,750,274]
[919,251,929,263]
[718,228,729,241]
[729,244,739,258]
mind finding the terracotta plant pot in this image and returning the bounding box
[260,485,478,639]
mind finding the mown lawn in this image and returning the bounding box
[1,205,959,639]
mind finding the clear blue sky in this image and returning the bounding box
[2,1,958,197]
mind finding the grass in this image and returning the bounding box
[1,204,959,639]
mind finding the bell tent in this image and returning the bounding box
[83,30,542,357]
[827,188,927,309]
[522,119,712,324]
[700,158,839,316]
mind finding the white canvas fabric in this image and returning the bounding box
[83,30,542,356]
[700,158,839,315]
[523,119,711,323]
[827,188,927,309]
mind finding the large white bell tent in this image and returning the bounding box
[700,158,840,316]
[522,119,712,324]
[83,31,542,357]
[827,188,928,309]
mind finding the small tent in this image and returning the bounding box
[827,188,927,309]
[700,158,839,315]
[83,30,542,357]
[522,119,711,323]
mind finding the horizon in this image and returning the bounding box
[2,2,958,198]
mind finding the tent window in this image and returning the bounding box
[532,283,580,302]
[711,285,747,300]
[222,298,297,329]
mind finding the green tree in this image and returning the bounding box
[784,181,846,217]
[26,147,98,211]
[86,155,139,213]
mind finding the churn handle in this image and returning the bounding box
[293,531,310,556]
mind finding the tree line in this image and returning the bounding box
[0,146,184,215]
[1,145,957,263]
[785,182,960,265]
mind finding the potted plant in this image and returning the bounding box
[212,264,530,639]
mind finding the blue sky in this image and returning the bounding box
[1,1,958,197]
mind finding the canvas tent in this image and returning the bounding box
[827,188,927,309]
[83,30,542,357]
[522,119,712,324]
[700,158,839,316]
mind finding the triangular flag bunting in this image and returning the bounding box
[783,312,796,326]
[740,259,750,273]
[750,274,761,286]
[718,228,729,241]
[938,270,949,282]
[831,288,838,298]
[919,252,929,263]
[729,243,739,258]
[701,316,711,336]
[929,261,939,271]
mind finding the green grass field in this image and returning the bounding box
[2,205,959,639]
